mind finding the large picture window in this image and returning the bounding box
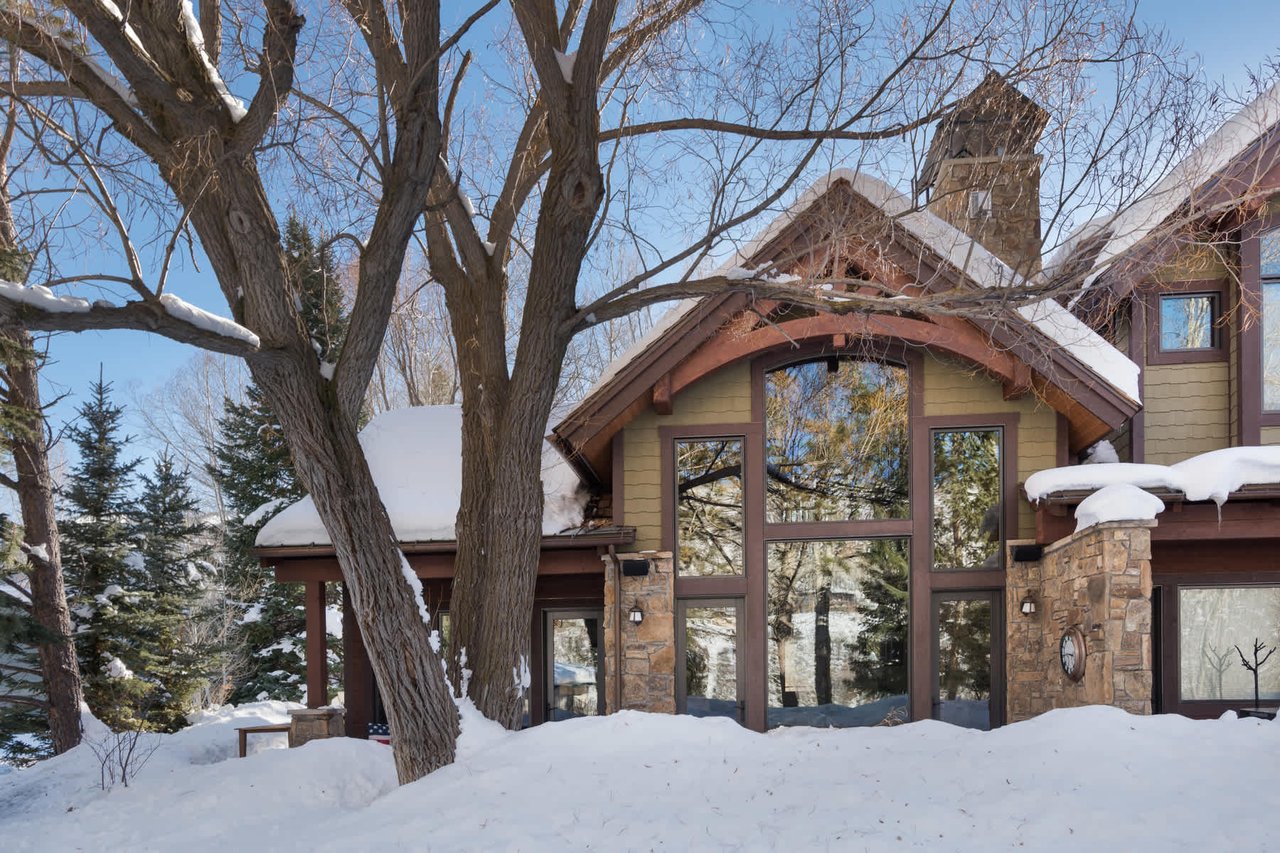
[1263,228,1280,411]
[765,538,909,728]
[675,438,744,577]
[1179,586,1280,702]
[931,428,1003,571]
[764,358,909,523]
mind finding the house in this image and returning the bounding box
[253,76,1280,737]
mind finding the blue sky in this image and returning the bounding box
[30,1,1280,460]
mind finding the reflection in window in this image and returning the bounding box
[936,597,993,730]
[766,538,908,728]
[1263,227,1280,410]
[765,359,909,522]
[676,439,744,576]
[682,604,741,721]
[548,614,602,721]
[1159,293,1218,351]
[931,429,1002,571]
[1179,586,1280,702]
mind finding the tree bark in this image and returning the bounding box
[2,328,84,754]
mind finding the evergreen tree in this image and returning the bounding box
[59,374,150,728]
[214,216,346,704]
[846,539,910,701]
[0,517,56,764]
[130,454,216,730]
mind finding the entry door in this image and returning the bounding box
[931,591,1002,730]
[677,599,745,722]
[544,609,605,722]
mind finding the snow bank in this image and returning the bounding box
[256,406,588,547]
[1026,446,1280,506]
[5,705,1279,851]
[1073,483,1165,532]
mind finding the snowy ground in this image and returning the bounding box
[2,702,1277,851]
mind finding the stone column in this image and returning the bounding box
[1006,521,1154,722]
[288,707,345,747]
[602,552,676,714]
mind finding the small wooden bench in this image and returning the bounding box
[237,723,290,758]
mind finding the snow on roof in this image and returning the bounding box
[1072,483,1165,533]
[255,406,588,548]
[1024,446,1280,506]
[582,169,1141,407]
[1083,81,1280,286]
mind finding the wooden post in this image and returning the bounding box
[343,587,374,737]
[305,580,328,708]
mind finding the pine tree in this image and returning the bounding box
[130,454,216,730]
[0,517,57,764]
[59,374,151,729]
[214,216,347,704]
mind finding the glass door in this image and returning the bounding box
[678,600,745,722]
[544,610,604,722]
[931,591,1001,730]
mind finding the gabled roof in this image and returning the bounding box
[553,169,1141,483]
[1069,81,1280,291]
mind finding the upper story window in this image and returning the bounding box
[675,438,744,577]
[931,428,1003,571]
[1262,228,1280,412]
[1158,292,1219,352]
[764,358,909,523]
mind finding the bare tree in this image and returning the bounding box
[0,0,1224,780]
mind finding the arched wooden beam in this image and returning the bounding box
[667,312,1026,398]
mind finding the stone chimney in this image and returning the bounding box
[917,73,1049,277]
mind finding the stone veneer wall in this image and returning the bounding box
[602,552,675,714]
[1006,522,1154,722]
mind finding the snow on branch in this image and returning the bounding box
[157,293,260,347]
[177,0,247,122]
[0,281,260,357]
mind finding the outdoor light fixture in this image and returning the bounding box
[1020,593,1038,616]
[628,604,644,624]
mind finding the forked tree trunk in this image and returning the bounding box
[176,160,459,783]
[248,355,460,782]
[2,328,84,753]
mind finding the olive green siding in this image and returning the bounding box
[1142,363,1231,464]
[620,352,1061,550]
[1262,427,1280,446]
[622,363,753,550]
[920,353,1058,539]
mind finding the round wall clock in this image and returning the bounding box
[1059,626,1086,682]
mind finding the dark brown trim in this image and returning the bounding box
[304,580,327,709]
[1128,296,1146,463]
[674,576,748,598]
[1241,211,1280,439]
[341,588,373,737]
[254,528,635,561]
[1143,279,1229,366]
[273,547,611,584]
[1055,412,1072,466]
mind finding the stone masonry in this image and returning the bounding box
[1006,522,1154,722]
[602,552,676,714]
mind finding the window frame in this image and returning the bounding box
[927,424,1008,573]
[670,434,750,580]
[1240,214,1280,434]
[1261,226,1280,413]
[1144,279,1228,366]
[675,597,746,720]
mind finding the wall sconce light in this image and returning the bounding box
[1020,593,1038,616]
[628,604,644,624]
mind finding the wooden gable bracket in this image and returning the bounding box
[652,372,674,416]
[1002,361,1033,400]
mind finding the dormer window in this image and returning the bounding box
[967,189,992,220]
[1158,292,1219,352]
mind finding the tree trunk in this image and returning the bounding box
[2,328,83,753]
[814,582,831,706]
